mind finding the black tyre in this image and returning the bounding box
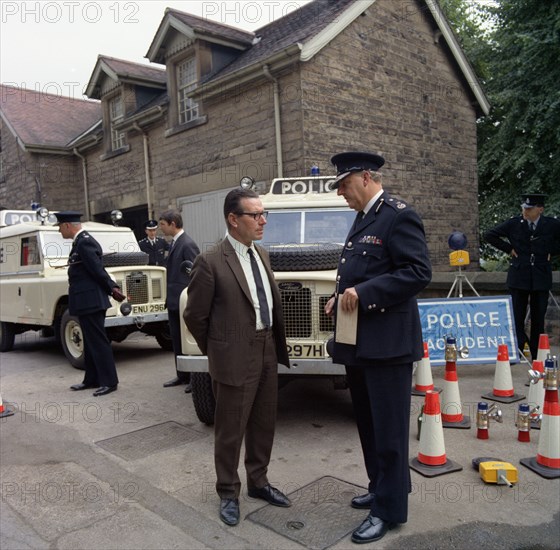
[102,252,149,267]
[155,324,173,351]
[60,310,86,370]
[266,244,343,271]
[0,322,16,352]
[191,372,215,425]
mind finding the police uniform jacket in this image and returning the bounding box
[138,236,169,266]
[484,215,560,291]
[68,231,117,316]
[332,192,432,366]
[166,232,200,311]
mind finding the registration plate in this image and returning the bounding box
[287,343,325,359]
[131,303,167,314]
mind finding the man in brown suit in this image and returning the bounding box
[184,188,291,526]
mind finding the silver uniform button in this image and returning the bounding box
[380,308,385,313]
[368,305,373,310]
[337,275,341,281]
[341,258,346,264]
[347,241,352,247]
[362,251,366,255]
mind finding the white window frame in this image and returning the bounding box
[177,57,199,125]
[109,96,126,151]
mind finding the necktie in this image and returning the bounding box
[247,248,271,328]
[529,222,535,232]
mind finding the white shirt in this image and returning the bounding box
[171,229,184,248]
[227,234,273,330]
[363,188,384,216]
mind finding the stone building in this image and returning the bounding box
[0,0,489,268]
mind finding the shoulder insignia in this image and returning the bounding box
[384,197,409,211]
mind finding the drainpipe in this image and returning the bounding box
[262,65,283,178]
[133,123,153,219]
[73,148,90,220]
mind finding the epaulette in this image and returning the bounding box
[385,197,409,211]
[139,238,148,243]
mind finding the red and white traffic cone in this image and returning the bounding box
[441,336,470,428]
[410,390,462,477]
[412,342,441,396]
[527,360,545,430]
[482,344,525,403]
[521,357,560,479]
[535,334,551,364]
[0,393,15,418]
[526,334,551,387]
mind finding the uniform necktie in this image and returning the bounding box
[247,248,271,328]
[529,222,535,232]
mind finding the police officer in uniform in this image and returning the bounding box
[324,152,432,544]
[138,219,169,266]
[55,211,126,396]
[484,193,560,359]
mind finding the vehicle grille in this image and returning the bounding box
[152,279,162,299]
[124,271,148,305]
[279,283,333,339]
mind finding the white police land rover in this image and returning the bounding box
[178,176,354,424]
[0,209,171,368]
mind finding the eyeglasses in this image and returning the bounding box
[236,211,269,221]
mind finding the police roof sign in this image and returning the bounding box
[418,296,519,365]
[270,177,337,195]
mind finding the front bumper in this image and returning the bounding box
[104,311,168,327]
[176,355,346,375]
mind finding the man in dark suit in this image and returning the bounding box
[55,211,126,396]
[484,193,560,359]
[324,152,432,544]
[184,188,291,526]
[138,219,169,266]
[158,210,200,391]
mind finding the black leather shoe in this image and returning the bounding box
[163,377,184,387]
[184,383,192,394]
[248,484,291,507]
[93,385,117,397]
[351,492,375,509]
[70,383,94,391]
[219,498,240,526]
[351,515,396,544]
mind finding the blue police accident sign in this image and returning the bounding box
[418,296,519,365]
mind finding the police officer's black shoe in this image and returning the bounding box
[351,492,375,509]
[351,514,396,544]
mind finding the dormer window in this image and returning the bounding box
[177,57,199,125]
[109,95,126,150]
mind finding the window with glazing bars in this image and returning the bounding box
[177,57,199,124]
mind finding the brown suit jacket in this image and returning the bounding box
[184,238,289,386]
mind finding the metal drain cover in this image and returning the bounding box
[96,421,206,461]
[247,476,367,550]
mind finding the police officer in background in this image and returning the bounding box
[324,152,432,544]
[55,211,126,396]
[138,219,169,266]
[484,193,560,360]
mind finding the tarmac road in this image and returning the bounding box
[0,332,559,550]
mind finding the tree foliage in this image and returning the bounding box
[440,0,560,264]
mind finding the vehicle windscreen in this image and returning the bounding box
[261,209,355,245]
[40,231,140,259]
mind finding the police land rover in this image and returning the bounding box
[0,209,170,368]
[178,176,355,424]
